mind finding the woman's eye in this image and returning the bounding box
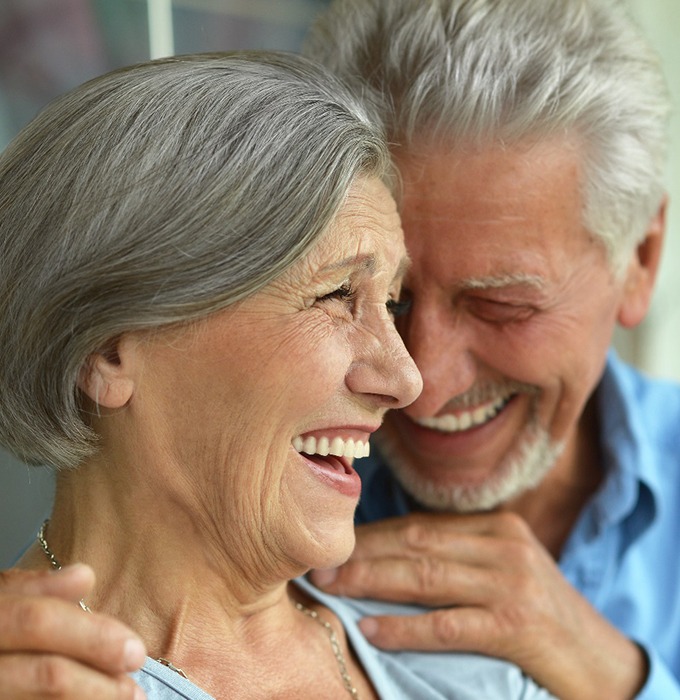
[316,282,356,306]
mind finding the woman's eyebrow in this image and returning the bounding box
[320,254,377,274]
[320,252,409,282]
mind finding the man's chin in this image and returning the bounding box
[374,428,564,514]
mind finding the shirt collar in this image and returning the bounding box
[591,350,658,536]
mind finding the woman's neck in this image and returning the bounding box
[28,457,375,699]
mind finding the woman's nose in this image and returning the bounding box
[345,314,422,410]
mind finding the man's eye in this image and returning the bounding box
[467,298,535,324]
[386,297,412,318]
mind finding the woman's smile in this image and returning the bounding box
[293,427,379,498]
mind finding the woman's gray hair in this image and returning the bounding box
[0,51,391,469]
[305,0,671,274]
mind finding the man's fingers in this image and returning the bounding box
[358,608,497,654]
[0,654,146,700]
[0,595,147,675]
[0,565,95,604]
[0,568,147,699]
[312,556,492,607]
[350,511,534,561]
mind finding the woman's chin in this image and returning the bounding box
[296,529,356,574]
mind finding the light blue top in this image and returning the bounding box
[134,658,215,700]
[355,351,680,699]
[132,577,555,699]
[295,577,554,699]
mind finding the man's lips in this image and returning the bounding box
[411,394,514,433]
[386,394,520,460]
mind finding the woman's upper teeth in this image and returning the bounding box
[292,435,370,459]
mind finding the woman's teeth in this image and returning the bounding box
[415,395,510,432]
[292,435,370,459]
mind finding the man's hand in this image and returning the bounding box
[310,512,647,700]
[0,565,147,699]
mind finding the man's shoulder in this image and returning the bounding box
[598,354,680,502]
[604,353,680,441]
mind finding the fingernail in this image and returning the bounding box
[124,638,147,671]
[310,568,338,587]
[359,617,379,639]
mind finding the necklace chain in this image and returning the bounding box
[37,520,190,678]
[37,520,92,613]
[295,602,360,699]
[38,520,360,697]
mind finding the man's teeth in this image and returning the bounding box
[415,395,510,433]
[292,436,370,459]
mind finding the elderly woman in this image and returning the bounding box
[0,53,555,699]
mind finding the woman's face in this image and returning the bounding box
[119,177,421,582]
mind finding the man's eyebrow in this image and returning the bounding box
[461,273,545,290]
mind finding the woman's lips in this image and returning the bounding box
[293,432,373,499]
[298,452,362,498]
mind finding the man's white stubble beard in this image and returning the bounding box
[374,416,564,513]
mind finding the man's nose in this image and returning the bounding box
[398,301,477,417]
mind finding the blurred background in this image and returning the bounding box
[1,0,678,566]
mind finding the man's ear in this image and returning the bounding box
[77,335,137,409]
[618,196,667,329]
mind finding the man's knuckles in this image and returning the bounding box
[410,555,450,596]
[34,654,82,697]
[401,519,447,552]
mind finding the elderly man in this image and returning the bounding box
[302,1,677,699]
[0,1,676,699]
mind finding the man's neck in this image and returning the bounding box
[502,399,603,559]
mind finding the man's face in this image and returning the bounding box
[376,138,638,512]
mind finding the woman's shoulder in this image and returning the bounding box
[296,576,555,699]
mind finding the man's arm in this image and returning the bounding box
[311,512,651,700]
[0,566,147,700]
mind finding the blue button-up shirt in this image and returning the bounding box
[355,352,680,699]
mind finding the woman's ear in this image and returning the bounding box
[617,197,667,329]
[77,335,137,409]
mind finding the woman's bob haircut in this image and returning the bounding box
[0,51,391,469]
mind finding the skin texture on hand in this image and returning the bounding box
[0,565,147,700]
[310,512,648,700]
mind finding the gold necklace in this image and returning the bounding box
[38,520,361,697]
[37,519,188,679]
[295,601,361,699]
